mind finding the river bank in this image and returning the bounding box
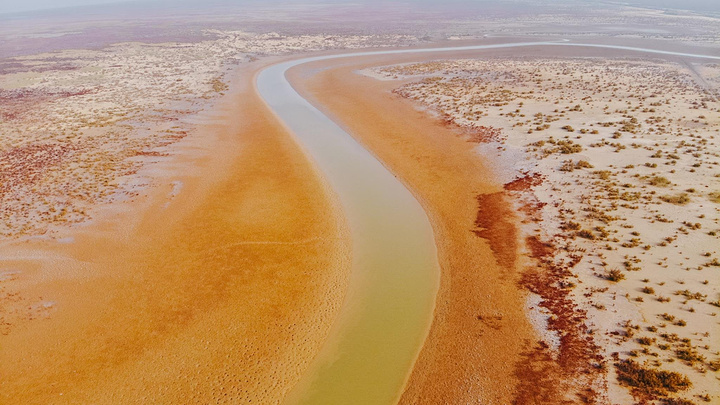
[288,51,539,404]
[0,57,351,404]
[288,40,720,403]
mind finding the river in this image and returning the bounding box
[255,40,720,405]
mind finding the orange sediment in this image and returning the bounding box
[288,54,539,404]
[0,59,351,404]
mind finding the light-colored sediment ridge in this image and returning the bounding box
[0,58,351,404]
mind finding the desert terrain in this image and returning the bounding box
[0,25,416,405]
[369,53,720,404]
[2,0,720,404]
[290,45,720,403]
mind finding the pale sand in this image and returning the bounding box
[368,52,720,403]
[288,52,542,404]
[0,57,351,404]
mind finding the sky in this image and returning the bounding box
[0,0,139,14]
[1,0,719,15]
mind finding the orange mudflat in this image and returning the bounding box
[0,58,350,404]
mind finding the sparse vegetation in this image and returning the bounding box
[676,347,704,364]
[648,176,671,187]
[382,56,720,403]
[662,398,696,405]
[615,359,691,396]
[605,268,625,282]
[660,193,691,205]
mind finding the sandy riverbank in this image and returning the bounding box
[368,51,720,403]
[287,41,720,404]
[0,58,351,403]
[288,53,541,404]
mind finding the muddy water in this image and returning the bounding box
[258,57,439,405]
[256,41,720,405]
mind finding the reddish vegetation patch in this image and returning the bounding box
[0,62,28,75]
[0,143,77,195]
[521,238,591,372]
[135,151,169,157]
[0,60,78,75]
[466,125,502,143]
[0,88,92,121]
[474,191,518,269]
[439,112,503,143]
[165,130,188,140]
[475,178,604,402]
[519,200,547,223]
[525,235,554,258]
[438,112,456,128]
[504,172,543,192]
[513,341,567,404]
[474,173,545,269]
[517,234,605,403]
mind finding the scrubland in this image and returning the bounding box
[370,57,720,404]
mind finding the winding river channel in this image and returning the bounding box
[256,41,720,404]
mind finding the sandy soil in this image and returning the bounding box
[0,32,419,401]
[0,57,351,404]
[0,31,415,239]
[289,42,720,404]
[289,53,544,405]
[365,52,720,403]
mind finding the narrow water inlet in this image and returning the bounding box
[256,42,720,405]
[257,58,440,405]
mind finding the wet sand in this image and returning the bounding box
[0,58,351,404]
[288,53,539,404]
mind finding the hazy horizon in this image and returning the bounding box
[0,0,135,14]
[2,0,720,16]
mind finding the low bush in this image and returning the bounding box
[605,268,625,282]
[649,176,671,187]
[615,359,691,396]
[660,193,691,205]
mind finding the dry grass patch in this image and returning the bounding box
[615,359,691,397]
[660,193,691,205]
